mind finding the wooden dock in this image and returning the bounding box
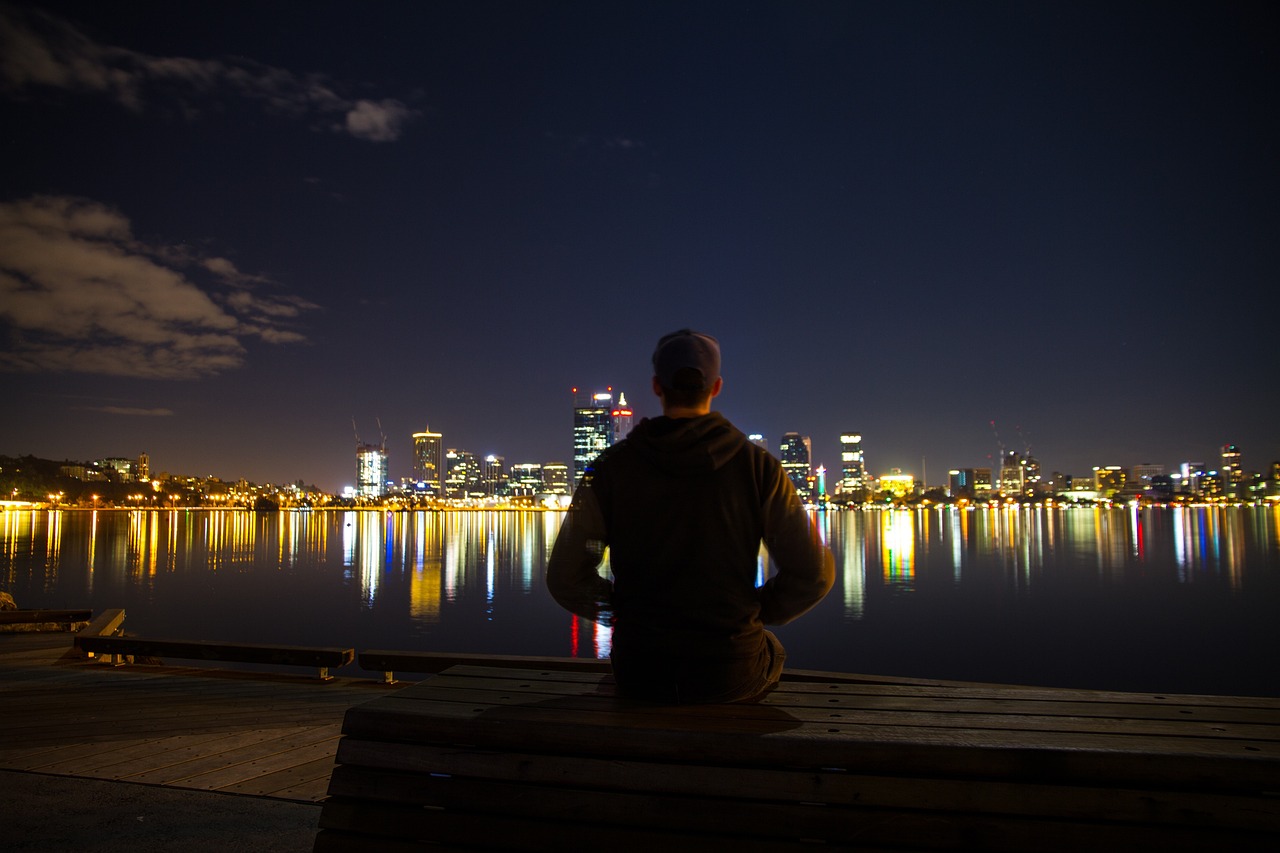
[4,630,1279,850]
[0,632,380,803]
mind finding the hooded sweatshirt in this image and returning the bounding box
[547,412,835,697]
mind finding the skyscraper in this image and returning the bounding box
[482,454,506,496]
[446,449,479,498]
[412,427,444,494]
[356,442,387,498]
[611,392,634,445]
[838,433,866,496]
[573,389,615,488]
[1221,444,1243,493]
[779,432,812,499]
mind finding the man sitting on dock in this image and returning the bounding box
[548,329,834,703]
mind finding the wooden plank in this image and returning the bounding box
[170,731,341,792]
[391,674,1280,737]
[76,608,125,638]
[316,793,1278,852]
[0,609,92,625]
[75,635,354,668]
[221,754,338,798]
[89,730,324,779]
[431,664,1280,709]
[26,731,253,775]
[331,740,1280,832]
[121,725,341,786]
[333,768,1280,848]
[357,649,613,676]
[337,691,1279,791]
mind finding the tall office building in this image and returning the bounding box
[611,392,634,445]
[1221,444,1243,491]
[356,442,388,498]
[482,455,506,496]
[412,427,444,494]
[779,432,812,499]
[998,451,1025,498]
[446,449,479,498]
[748,434,768,452]
[573,389,615,488]
[838,433,867,496]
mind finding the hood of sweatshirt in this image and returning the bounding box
[624,412,748,476]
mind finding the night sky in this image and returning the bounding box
[2,1,1277,493]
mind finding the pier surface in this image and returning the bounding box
[0,632,381,852]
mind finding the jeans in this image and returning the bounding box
[611,630,786,704]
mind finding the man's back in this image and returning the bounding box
[548,411,834,702]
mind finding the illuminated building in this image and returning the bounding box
[446,449,479,497]
[136,452,150,482]
[1179,461,1206,495]
[1022,455,1041,495]
[573,389,615,488]
[998,451,1024,497]
[97,457,136,482]
[510,463,544,495]
[748,434,768,452]
[879,468,915,499]
[482,455,506,496]
[1129,463,1164,489]
[838,433,867,496]
[611,392,634,445]
[356,443,388,498]
[972,468,992,495]
[542,462,570,495]
[1221,444,1243,494]
[1093,465,1126,498]
[412,427,444,494]
[779,432,812,499]
[948,468,975,497]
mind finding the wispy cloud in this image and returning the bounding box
[0,194,316,379]
[0,4,417,141]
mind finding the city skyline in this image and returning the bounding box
[7,414,1268,499]
[2,2,1277,492]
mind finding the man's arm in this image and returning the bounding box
[546,481,614,621]
[757,464,835,625]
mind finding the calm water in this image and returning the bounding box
[3,506,1277,696]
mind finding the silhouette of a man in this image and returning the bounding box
[548,329,834,703]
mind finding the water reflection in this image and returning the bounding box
[1,505,1277,694]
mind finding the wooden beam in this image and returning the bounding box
[357,650,611,684]
[77,635,353,680]
[0,609,93,626]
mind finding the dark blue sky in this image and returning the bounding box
[2,1,1277,492]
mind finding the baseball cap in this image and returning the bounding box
[652,329,721,389]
